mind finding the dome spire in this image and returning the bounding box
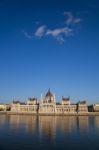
[46,88,53,97]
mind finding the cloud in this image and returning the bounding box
[46,27,72,37]
[46,27,72,43]
[73,18,81,24]
[64,11,82,25]
[35,25,46,38]
[23,25,47,40]
[23,30,33,39]
[23,25,73,43]
[23,11,82,43]
[64,12,73,25]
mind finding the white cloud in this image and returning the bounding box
[64,12,73,25]
[23,11,82,43]
[23,26,73,43]
[46,27,72,37]
[64,11,82,25]
[46,27,72,43]
[35,25,46,38]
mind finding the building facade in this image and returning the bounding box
[7,89,96,114]
[77,101,88,113]
[0,104,6,111]
[11,98,38,113]
[39,89,77,114]
[39,89,56,113]
[93,104,99,112]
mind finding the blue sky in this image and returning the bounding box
[0,0,99,104]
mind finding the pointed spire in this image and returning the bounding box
[41,93,43,99]
[46,88,53,97]
[54,93,56,103]
[40,93,43,103]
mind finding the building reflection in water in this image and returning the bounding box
[94,116,99,130]
[8,115,38,134]
[7,115,99,139]
[0,115,7,126]
[38,116,89,138]
[55,116,77,135]
[39,116,56,142]
[77,116,89,134]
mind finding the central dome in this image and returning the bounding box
[46,89,53,97]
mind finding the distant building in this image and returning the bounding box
[55,96,77,114]
[11,98,38,113]
[61,96,70,105]
[39,89,56,113]
[6,89,98,114]
[39,89,77,114]
[27,97,37,105]
[88,105,94,112]
[93,104,99,112]
[77,101,88,113]
[0,104,6,111]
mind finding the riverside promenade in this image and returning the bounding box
[1,111,99,116]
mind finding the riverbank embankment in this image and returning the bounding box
[0,111,99,116]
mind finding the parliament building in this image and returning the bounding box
[10,89,88,114]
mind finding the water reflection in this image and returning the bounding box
[7,115,38,134]
[0,115,99,137]
[0,115,99,150]
[94,116,99,130]
[0,115,99,135]
[0,115,6,126]
[77,116,89,134]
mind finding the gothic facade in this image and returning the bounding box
[11,98,38,113]
[10,89,88,114]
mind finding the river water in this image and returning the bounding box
[0,115,99,150]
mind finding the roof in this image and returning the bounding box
[20,102,26,105]
[56,102,61,105]
[62,96,70,101]
[12,100,20,104]
[12,101,26,105]
[46,89,53,97]
[78,101,86,104]
[28,97,37,101]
